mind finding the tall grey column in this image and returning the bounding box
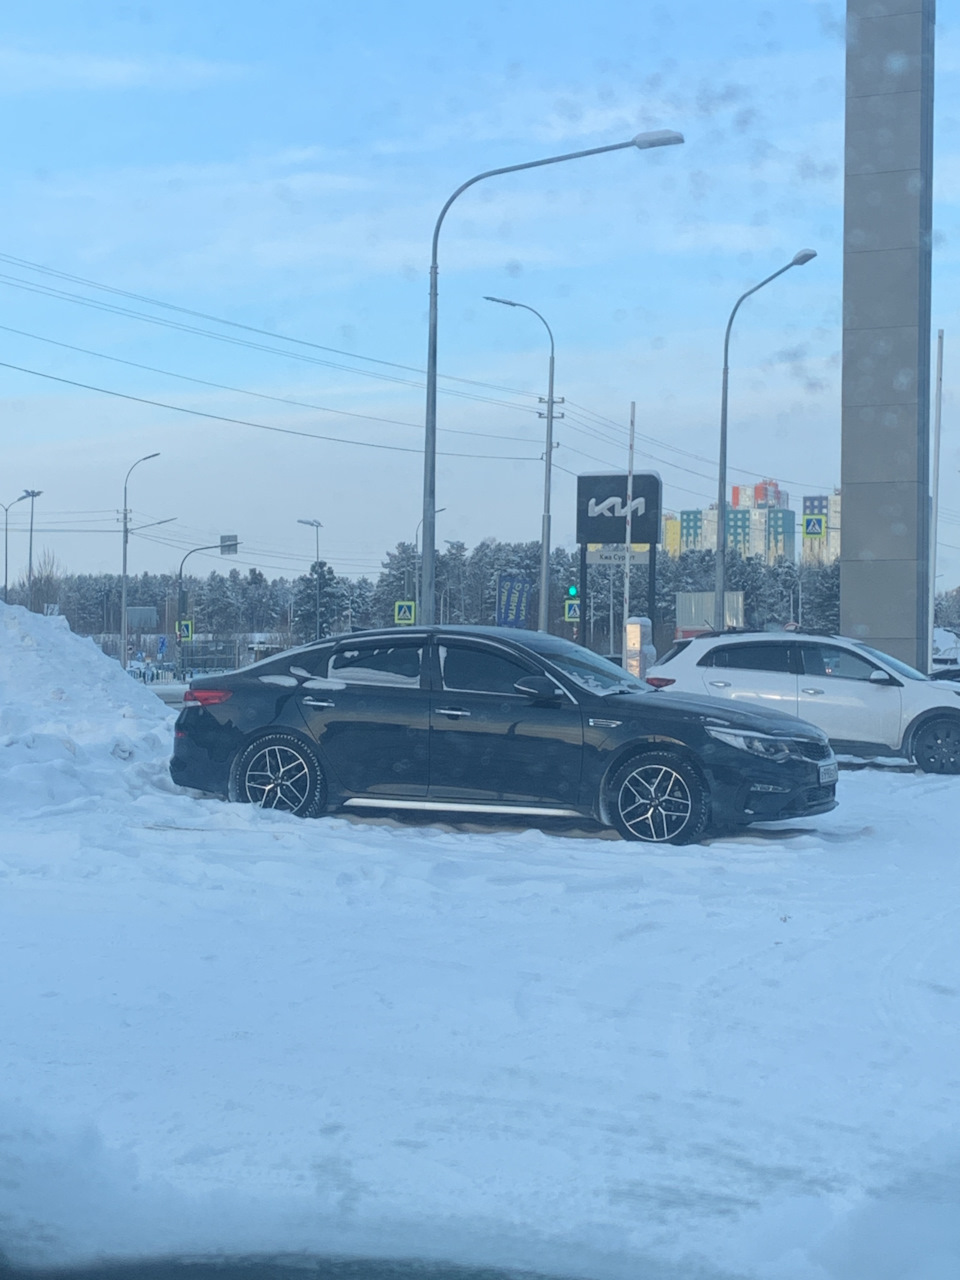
[841,0,935,668]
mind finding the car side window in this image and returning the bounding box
[700,643,793,673]
[801,644,877,682]
[439,644,532,695]
[330,643,423,687]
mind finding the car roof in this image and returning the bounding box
[682,630,842,646]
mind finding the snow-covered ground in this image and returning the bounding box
[2,603,960,1280]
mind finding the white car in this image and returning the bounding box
[647,632,960,773]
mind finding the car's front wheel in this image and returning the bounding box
[912,717,960,774]
[607,751,709,844]
[231,733,327,817]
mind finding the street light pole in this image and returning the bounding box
[176,543,221,679]
[1,492,29,605]
[23,489,42,612]
[713,250,817,632]
[120,453,160,669]
[421,129,684,627]
[483,297,560,632]
[297,518,324,642]
[415,508,445,622]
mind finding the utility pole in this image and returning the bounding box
[621,402,636,666]
[23,490,42,612]
[120,454,160,669]
[2,492,29,605]
[297,518,323,642]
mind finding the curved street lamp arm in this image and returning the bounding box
[178,543,223,578]
[722,261,797,368]
[430,139,645,265]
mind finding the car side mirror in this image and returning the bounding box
[514,674,563,703]
[869,669,896,685]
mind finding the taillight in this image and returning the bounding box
[646,676,676,689]
[184,689,233,706]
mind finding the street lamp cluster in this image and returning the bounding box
[419,129,816,639]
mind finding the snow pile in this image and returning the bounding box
[0,602,174,815]
[3,607,960,1280]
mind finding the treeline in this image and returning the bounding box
[9,540,845,653]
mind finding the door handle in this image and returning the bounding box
[437,707,471,718]
[801,688,825,696]
[709,680,731,688]
[302,697,335,708]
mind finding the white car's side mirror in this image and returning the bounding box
[869,669,894,685]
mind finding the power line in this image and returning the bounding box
[0,271,541,414]
[0,250,543,400]
[0,322,539,445]
[0,358,543,462]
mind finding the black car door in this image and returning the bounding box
[427,638,583,807]
[296,637,430,797]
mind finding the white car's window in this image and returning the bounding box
[439,644,531,695]
[855,644,928,681]
[330,644,423,687]
[801,644,877,682]
[701,643,794,673]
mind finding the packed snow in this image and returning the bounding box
[2,602,960,1280]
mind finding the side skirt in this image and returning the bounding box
[342,798,583,818]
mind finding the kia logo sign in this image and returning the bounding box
[587,495,646,520]
[577,472,661,546]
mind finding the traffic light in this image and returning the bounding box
[567,583,579,598]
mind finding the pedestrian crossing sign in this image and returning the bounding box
[803,515,826,539]
[564,600,581,623]
[177,620,194,641]
[394,601,416,625]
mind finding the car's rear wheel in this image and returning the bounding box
[231,733,327,817]
[912,717,960,774]
[607,751,709,844]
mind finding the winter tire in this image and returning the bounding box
[231,733,327,817]
[912,717,960,775]
[608,751,709,845]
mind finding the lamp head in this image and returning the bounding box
[483,296,517,307]
[792,249,817,266]
[632,130,685,150]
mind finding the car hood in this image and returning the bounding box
[602,689,826,738]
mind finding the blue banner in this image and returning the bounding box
[496,576,534,628]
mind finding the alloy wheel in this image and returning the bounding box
[617,762,693,842]
[243,743,314,812]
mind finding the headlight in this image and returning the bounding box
[705,725,794,761]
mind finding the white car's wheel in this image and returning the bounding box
[912,717,960,774]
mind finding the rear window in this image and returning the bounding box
[654,641,691,666]
[700,642,794,674]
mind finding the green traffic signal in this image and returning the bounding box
[567,584,578,598]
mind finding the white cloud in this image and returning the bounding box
[0,46,248,93]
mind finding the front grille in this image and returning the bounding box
[792,739,831,761]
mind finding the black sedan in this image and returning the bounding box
[170,626,838,844]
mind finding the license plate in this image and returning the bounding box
[819,762,838,786]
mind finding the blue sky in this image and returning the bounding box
[2,0,960,589]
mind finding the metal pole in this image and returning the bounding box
[120,453,159,669]
[609,565,615,657]
[714,251,816,632]
[1,494,27,604]
[421,131,684,628]
[314,524,321,642]
[177,542,223,679]
[622,402,636,664]
[929,327,944,668]
[24,490,42,612]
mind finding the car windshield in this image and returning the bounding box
[854,643,928,681]
[538,646,649,696]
